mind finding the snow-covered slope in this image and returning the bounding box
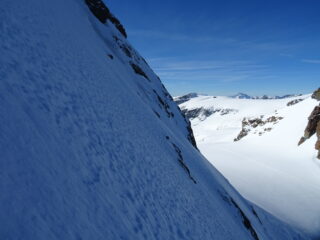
[178,94,320,238]
[0,0,309,239]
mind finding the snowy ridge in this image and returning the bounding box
[178,93,320,238]
[173,92,199,105]
[0,0,309,239]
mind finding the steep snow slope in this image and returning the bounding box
[178,94,320,238]
[0,0,308,239]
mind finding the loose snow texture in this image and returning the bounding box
[0,0,308,239]
[180,95,320,237]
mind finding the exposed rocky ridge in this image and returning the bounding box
[312,88,320,100]
[234,115,284,141]
[219,191,260,240]
[287,98,304,106]
[298,88,320,159]
[171,142,197,184]
[174,93,199,105]
[84,1,198,149]
[181,107,237,121]
[85,0,127,38]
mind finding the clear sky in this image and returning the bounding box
[107,0,320,96]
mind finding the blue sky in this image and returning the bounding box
[107,0,320,96]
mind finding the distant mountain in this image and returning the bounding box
[230,93,301,100]
[231,93,253,99]
[274,94,301,99]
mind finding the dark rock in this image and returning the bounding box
[312,88,320,101]
[186,124,197,149]
[251,207,262,224]
[316,117,320,159]
[161,84,173,101]
[315,137,320,150]
[107,54,114,59]
[220,109,233,115]
[153,110,160,118]
[234,116,283,141]
[287,99,304,106]
[172,143,197,184]
[266,116,283,123]
[219,191,260,240]
[229,199,260,240]
[174,93,198,105]
[174,103,198,149]
[84,0,127,38]
[153,91,174,119]
[181,108,203,120]
[234,128,249,142]
[298,103,320,159]
[181,107,236,121]
[130,63,149,81]
[120,45,132,58]
[304,106,320,139]
[112,36,133,58]
[298,137,306,146]
[247,118,264,128]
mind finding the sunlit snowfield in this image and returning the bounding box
[180,94,320,236]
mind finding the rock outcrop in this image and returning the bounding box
[85,0,127,38]
[287,98,304,107]
[234,115,283,141]
[174,93,199,105]
[312,88,320,101]
[298,89,320,159]
[181,107,237,121]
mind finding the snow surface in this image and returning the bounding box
[180,94,320,238]
[0,0,310,239]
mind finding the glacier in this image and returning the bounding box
[177,93,320,238]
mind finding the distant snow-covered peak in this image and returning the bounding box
[230,93,301,100]
[230,92,253,99]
